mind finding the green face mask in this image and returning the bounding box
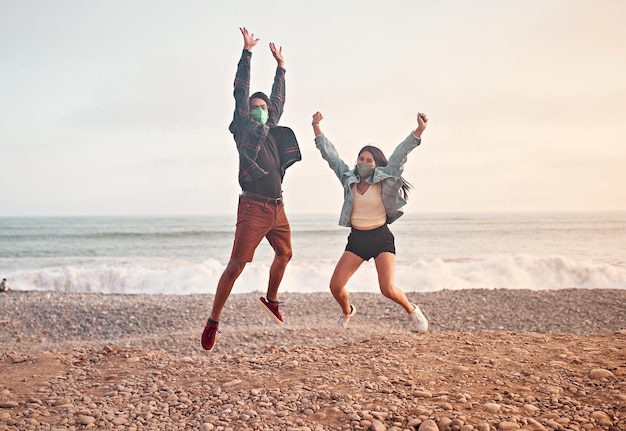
[251,107,269,125]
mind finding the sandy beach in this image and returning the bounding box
[1,289,625,430]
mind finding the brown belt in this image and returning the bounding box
[241,191,283,205]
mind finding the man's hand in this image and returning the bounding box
[270,42,285,68]
[413,112,428,138]
[240,27,259,51]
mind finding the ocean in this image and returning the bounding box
[1,212,624,295]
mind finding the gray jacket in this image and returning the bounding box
[314,133,421,227]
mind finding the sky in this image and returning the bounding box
[1,0,625,216]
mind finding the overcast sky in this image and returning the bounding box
[1,0,625,216]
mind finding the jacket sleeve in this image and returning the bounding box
[315,134,352,182]
[269,67,286,124]
[385,133,421,177]
[229,50,252,135]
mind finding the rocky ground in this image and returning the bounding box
[1,289,625,431]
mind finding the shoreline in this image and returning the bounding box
[2,288,626,351]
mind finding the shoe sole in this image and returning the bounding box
[259,299,284,325]
[413,325,428,333]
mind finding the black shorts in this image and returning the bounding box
[345,224,396,261]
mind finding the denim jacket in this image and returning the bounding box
[314,133,421,227]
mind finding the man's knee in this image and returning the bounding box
[275,251,292,265]
[224,259,246,277]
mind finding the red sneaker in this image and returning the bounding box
[201,320,220,351]
[259,297,284,324]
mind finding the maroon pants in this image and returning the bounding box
[230,196,292,262]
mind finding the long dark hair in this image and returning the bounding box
[355,145,413,200]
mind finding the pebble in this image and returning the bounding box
[483,403,501,413]
[588,368,614,379]
[418,419,438,431]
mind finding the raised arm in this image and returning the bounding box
[229,28,258,134]
[312,111,352,181]
[386,112,429,175]
[268,41,286,123]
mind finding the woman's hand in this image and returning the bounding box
[312,112,324,137]
[413,112,428,138]
[312,111,323,124]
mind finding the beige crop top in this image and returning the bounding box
[350,182,387,230]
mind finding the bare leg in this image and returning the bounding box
[374,252,414,313]
[329,251,364,315]
[210,258,246,322]
[266,252,292,301]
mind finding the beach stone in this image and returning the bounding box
[438,417,453,429]
[589,410,611,421]
[525,418,546,430]
[450,418,465,428]
[199,424,214,431]
[589,368,614,379]
[483,402,501,413]
[78,415,96,425]
[112,417,128,425]
[369,420,386,431]
[524,404,540,414]
[498,421,520,430]
[418,419,438,431]
[546,419,563,430]
[545,420,562,429]
[0,401,18,408]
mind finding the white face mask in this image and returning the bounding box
[356,163,375,178]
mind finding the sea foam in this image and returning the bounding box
[6,254,625,295]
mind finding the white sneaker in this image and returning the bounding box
[334,304,357,334]
[409,303,428,333]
